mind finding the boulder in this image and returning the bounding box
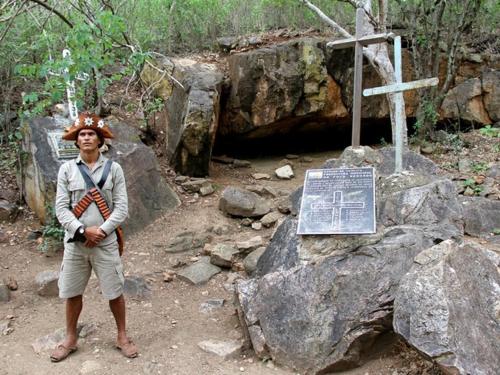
[394,240,500,375]
[441,77,492,124]
[141,57,224,176]
[482,70,500,122]
[0,200,18,223]
[236,147,464,373]
[219,187,271,218]
[19,115,179,234]
[460,196,500,237]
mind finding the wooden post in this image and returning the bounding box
[328,8,394,148]
[363,36,439,173]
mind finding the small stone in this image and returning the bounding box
[251,222,262,231]
[285,154,299,159]
[200,299,225,313]
[197,339,243,360]
[261,212,281,227]
[124,276,152,300]
[0,320,13,335]
[35,270,59,297]
[232,159,251,168]
[243,247,266,275]
[241,218,253,227]
[177,259,221,285]
[174,175,189,184]
[0,284,11,302]
[171,345,178,349]
[6,276,18,291]
[300,156,314,163]
[200,184,215,196]
[275,165,294,179]
[210,244,239,268]
[252,173,271,180]
[236,236,264,252]
[163,270,176,282]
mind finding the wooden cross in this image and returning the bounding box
[327,8,394,147]
[363,36,439,173]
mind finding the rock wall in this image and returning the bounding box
[142,37,499,176]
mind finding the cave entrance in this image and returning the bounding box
[212,119,393,159]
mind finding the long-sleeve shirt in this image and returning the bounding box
[55,153,128,246]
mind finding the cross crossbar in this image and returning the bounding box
[363,77,439,96]
[327,32,394,49]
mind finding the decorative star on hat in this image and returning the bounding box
[62,112,114,141]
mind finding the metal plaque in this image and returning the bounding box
[48,131,80,159]
[297,167,376,235]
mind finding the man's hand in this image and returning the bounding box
[83,226,106,247]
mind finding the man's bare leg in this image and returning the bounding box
[64,295,82,347]
[109,294,127,343]
[109,294,138,357]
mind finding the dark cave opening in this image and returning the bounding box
[212,118,394,159]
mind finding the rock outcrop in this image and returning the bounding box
[236,147,465,373]
[141,57,224,176]
[20,115,180,234]
[394,240,500,375]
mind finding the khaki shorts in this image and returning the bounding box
[58,240,125,300]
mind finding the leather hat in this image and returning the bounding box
[62,112,114,141]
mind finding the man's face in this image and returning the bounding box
[76,129,100,151]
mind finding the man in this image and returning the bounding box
[50,112,138,362]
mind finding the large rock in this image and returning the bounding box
[441,76,493,124]
[482,70,500,122]
[394,240,500,375]
[460,196,500,237]
[19,115,180,234]
[219,187,271,218]
[141,57,224,176]
[236,147,464,373]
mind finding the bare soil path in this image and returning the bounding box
[1,130,497,374]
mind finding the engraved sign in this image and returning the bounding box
[297,167,376,235]
[48,131,80,159]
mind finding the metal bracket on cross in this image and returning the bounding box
[363,36,439,174]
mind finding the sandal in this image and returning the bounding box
[116,339,138,358]
[50,344,77,362]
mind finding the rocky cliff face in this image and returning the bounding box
[142,37,499,176]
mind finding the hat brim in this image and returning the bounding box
[62,126,114,141]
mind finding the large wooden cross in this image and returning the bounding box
[363,36,439,173]
[327,8,394,147]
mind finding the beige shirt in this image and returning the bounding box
[55,153,128,245]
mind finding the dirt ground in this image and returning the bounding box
[0,129,497,375]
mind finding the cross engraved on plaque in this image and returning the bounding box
[311,191,365,230]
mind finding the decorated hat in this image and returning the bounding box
[62,112,114,141]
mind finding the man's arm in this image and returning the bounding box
[99,163,128,236]
[55,163,83,239]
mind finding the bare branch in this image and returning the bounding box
[299,0,351,38]
[26,0,73,28]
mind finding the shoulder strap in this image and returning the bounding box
[77,162,96,190]
[97,160,113,189]
[76,159,113,190]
